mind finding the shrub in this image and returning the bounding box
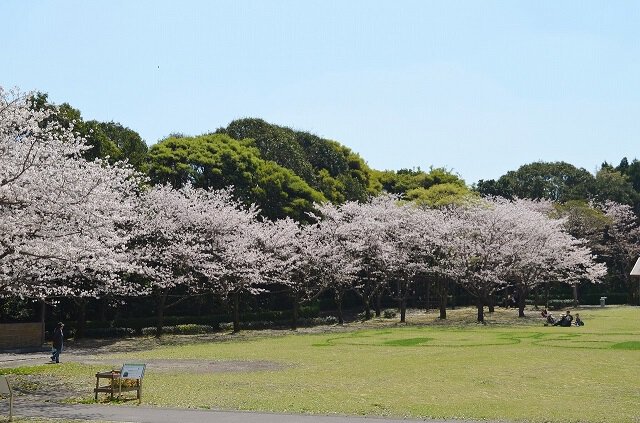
[383,309,397,319]
[84,327,136,338]
[140,324,215,336]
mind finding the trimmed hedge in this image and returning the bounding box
[141,324,216,336]
[84,327,136,338]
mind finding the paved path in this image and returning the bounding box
[11,401,486,423]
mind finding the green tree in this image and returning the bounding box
[594,166,639,207]
[94,121,149,171]
[476,161,596,202]
[375,167,466,198]
[28,93,148,170]
[147,134,325,221]
[406,183,475,207]
[219,118,315,184]
[218,118,380,203]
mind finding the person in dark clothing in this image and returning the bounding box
[574,313,584,326]
[51,322,64,363]
[553,310,573,327]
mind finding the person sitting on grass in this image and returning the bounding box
[553,310,573,327]
[574,313,584,326]
[543,310,556,326]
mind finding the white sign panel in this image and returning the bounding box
[631,257,640,276]
[120,364,145,380]
[0,375,10,394]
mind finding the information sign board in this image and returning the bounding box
[120,363,145,380]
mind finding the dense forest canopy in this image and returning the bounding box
[31,93,640,214]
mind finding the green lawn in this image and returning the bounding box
[3,306,640,423]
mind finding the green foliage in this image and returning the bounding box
[141,325,215,336]
[551,200,609,239]
[147,133,258,193]
[221,118,316,184]
[218,316,337,331]
[382,309,397,319]
[406,183,475,207]
[218,118,380,203]
[375,167,466,197]
[253,160,325,221]
[594,166,640,206]
[475,161,596,202]
[28,93,148,171]
[83,327,136,338]
[147,134,324,221]
[617,157,640,192]
[93,121,149,171]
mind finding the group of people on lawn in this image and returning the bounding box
[541,309,584,327]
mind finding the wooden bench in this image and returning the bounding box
[94,363,145,402]
[0,375,13,421]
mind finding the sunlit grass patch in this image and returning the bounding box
[611,341,640,350]
[2,306,639,423]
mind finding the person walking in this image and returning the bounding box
[51,322,64,363]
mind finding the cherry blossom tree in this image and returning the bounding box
[502,199,605,316]
[598,201,640,304]
[1,87,141,301]
[315,196,400,320]
[389,205,450,322]
[309,206,361,324]
[130,184,205,334]
[441,198,605,322]
[258,218,325,329]
[182,187,273,332]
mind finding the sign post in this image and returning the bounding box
[0,375,13,421]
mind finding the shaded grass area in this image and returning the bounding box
[2,306,639,423]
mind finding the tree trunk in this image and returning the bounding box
[488,294,495,313]
[98,297,107,322]
[291,291,299,330]
[40,299,46,346]
[396,279,405,322]
[476,299,484,323]
[439,290,447,320]
[335,291,344,325]
[572,284,579,307]
[375,292,382,317]
[155,288,169,337]
[363,298,371,320]
[544,283,550,309]
[533,287,540,310]
[232,291,240,333]
[74,297,87,339]
[425,278,431,312]
[518,295,526,317]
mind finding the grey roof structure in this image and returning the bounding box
[631,257,640,276]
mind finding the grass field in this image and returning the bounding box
[2,306,639,423]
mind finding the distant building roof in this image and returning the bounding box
[631,257,640,276]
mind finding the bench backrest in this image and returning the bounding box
[0,375,11,395]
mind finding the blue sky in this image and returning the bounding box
[2,1,639,183]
